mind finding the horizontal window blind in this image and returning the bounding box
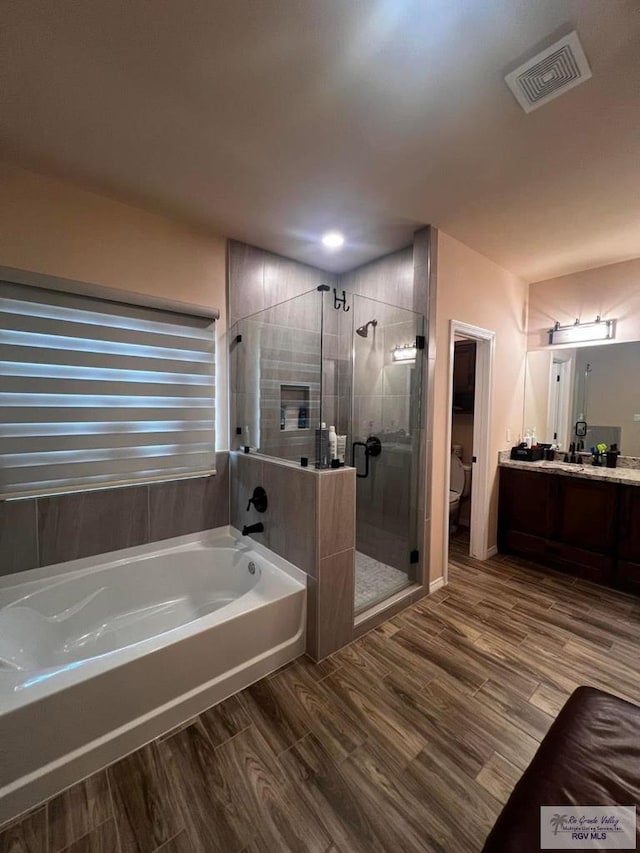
[0,281,216,499]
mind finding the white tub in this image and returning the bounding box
[0,526,306,824]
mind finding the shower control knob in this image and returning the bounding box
[246,486,268,513]
[365,436,382,457]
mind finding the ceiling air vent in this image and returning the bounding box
[505,31,592,113]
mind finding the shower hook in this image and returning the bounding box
[333,288,350,312]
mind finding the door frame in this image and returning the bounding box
[444,320,495,578]
[546,353,573,449]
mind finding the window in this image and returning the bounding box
[0,279,216,499]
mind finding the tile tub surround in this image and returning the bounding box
[0,500,38,576]
[3,548,640,852]
[230,451,317,576]
[231,451,356,659]
[498,452,640,486]
[0,453,230,577]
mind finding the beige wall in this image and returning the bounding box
[430,232,528,580]
[527,258,640,350]
[0,162,229,446]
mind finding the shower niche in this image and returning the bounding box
[230,280,425,615]
[280,384,310,431]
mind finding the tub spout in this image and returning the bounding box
[242,522,264,536]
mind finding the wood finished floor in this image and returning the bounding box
[2,540,640,853]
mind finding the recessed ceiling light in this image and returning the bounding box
[322,231,344,249]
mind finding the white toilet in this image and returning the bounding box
[449,453,472,531]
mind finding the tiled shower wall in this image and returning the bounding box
[228,240,337,327]
[230,450,355,660]
[0,452,230,577]
[339,246,416,310]
[231,297,323,463]
[231,451,316,575]
[340,243,429,575]
[228,238,428,325]
[228,241,337,462]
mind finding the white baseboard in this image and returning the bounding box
[429,577,446,593]
[486,545,498,558]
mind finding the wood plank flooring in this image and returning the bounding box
[2,540,639,853]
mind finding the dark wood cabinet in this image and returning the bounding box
[617,485,640,594]
[555,478,617,553]
[499,469,553,536]
[498,467,619,587]
[453,341,476,413]
[551,477,618,584]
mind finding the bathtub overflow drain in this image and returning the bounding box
[248,561,256,575]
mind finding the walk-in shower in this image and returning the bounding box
[230,285,424,616]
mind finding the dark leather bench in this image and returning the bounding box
[482,686,640,852]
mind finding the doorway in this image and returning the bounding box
[443,321,495,577]
[547,355,572,450]
[449,337,475,554]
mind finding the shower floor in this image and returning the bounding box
[354,551,410,614]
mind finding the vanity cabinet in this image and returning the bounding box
[498,467,618,586]
[617,485,640,594]
[498,468,553,559]
[550,477,618,584]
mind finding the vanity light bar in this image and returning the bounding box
[392,344,417,362]
[548,317,615,345]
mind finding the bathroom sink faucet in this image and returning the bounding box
[242,522,264,536]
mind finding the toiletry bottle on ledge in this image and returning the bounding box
[328,425,337,462]
[336,434,346,464]
[315,422,329,468]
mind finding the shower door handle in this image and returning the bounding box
[352,441,368,478]
[352,436,382,478]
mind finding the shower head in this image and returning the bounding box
[356,319,378,338]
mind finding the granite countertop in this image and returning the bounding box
[498,456,640,486]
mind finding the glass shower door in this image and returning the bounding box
[350,294,424,615]
[230,290,322,463]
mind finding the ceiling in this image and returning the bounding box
[1,0,639,280]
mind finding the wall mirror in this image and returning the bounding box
[523,340,640,456]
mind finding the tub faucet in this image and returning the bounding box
[242,522,264,536]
